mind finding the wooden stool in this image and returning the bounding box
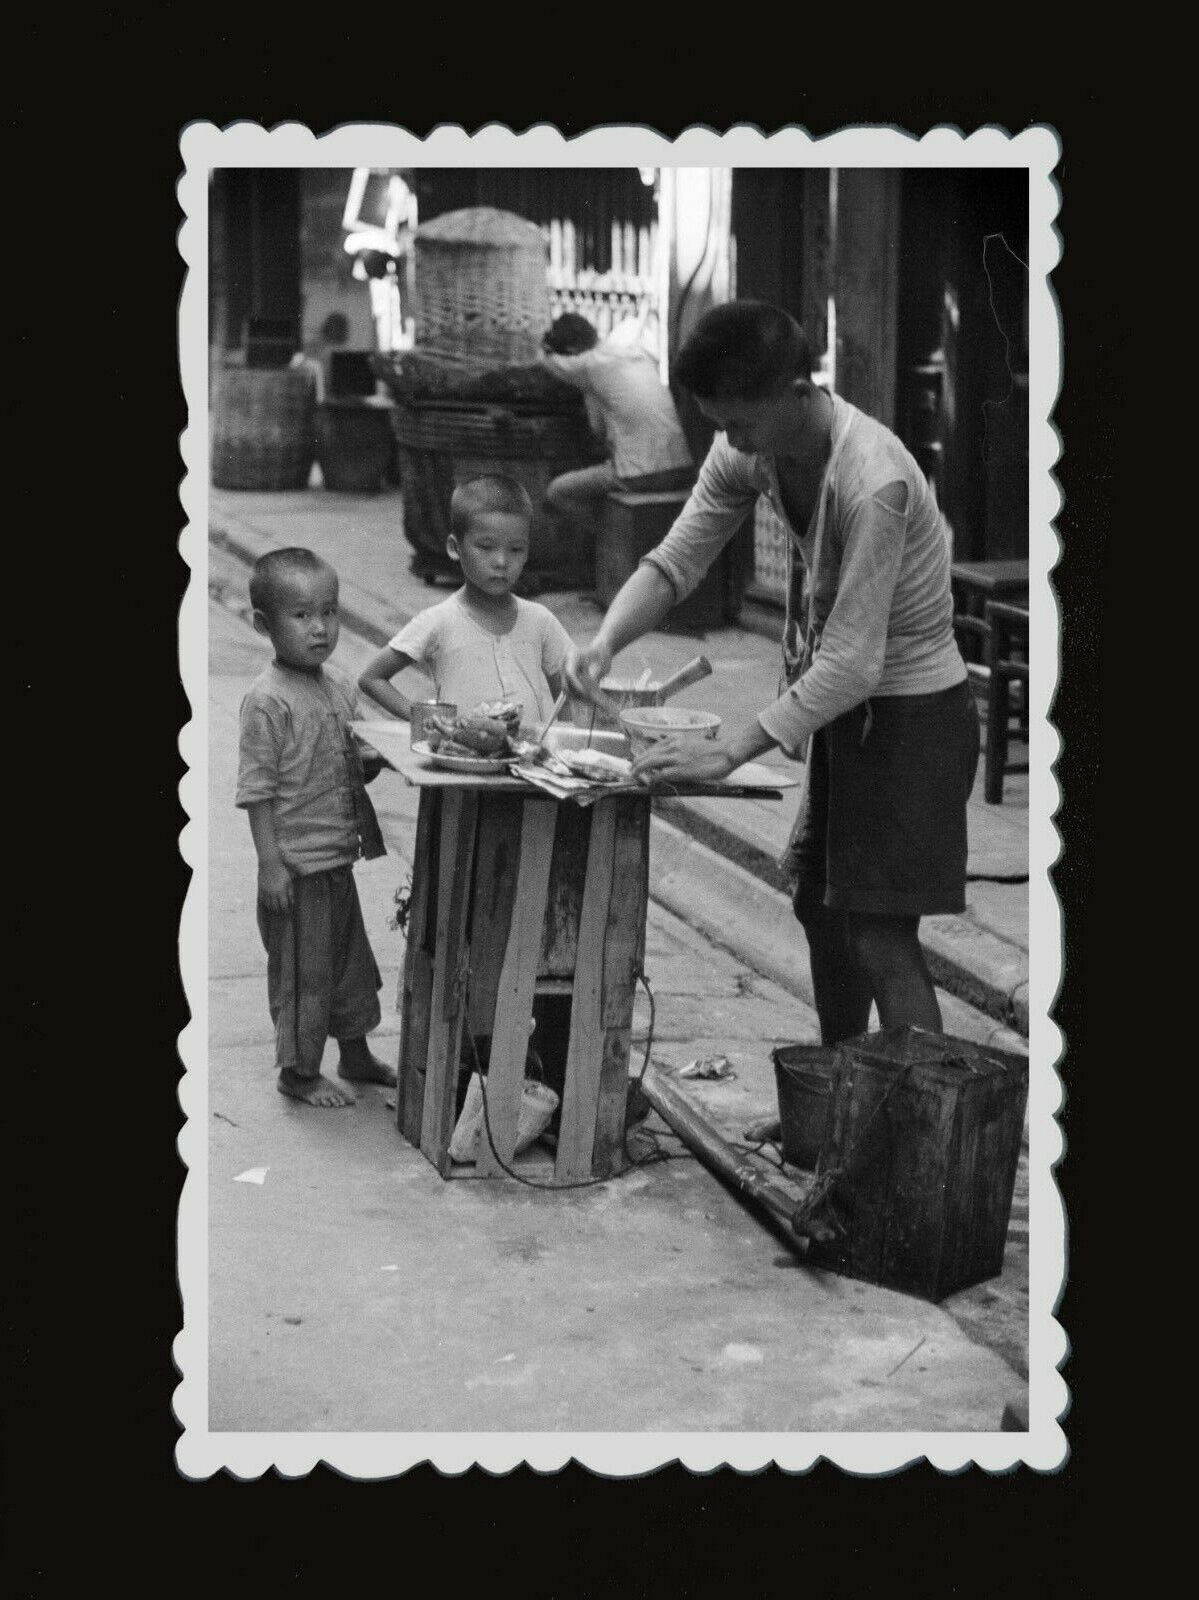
[598,488,728,632]
[397,786,650,1183]
[950,559,1029,665]
[983,599,1030,804]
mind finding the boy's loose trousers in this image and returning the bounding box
[257,865,382,1079]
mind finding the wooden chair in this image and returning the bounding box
[983,599,1030,804]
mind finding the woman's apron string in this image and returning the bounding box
[778,400,855,874]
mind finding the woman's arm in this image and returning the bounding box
[564,564,677,700]
[629,715,778,785]
[358,647,418,720]
[565,436,756,701]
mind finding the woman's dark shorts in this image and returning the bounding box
[790,679,980,919]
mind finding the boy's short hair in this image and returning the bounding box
[450,474,534,539]
[673,301,814,401]
[249,547,337,617]
[543,312,599,356]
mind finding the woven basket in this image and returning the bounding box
[393,436,595,586]
[412,207,550,368]
[391,398,590,459]
[212,367,316,490]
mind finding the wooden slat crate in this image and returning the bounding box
[804,1026,1029,1302]
[396,787,650,1183]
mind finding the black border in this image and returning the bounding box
[10,87,1108,1582]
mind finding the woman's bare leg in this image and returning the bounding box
[845,912,942,1032]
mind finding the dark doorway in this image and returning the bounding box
[214,169,302,353]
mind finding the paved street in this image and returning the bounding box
[202,574,1027,1433]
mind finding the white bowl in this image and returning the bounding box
[619,706,722,753]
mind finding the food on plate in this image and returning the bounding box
[426,711,509,757]
[423,701,524,758]
[474,698,523,733]
[556,748,634,784]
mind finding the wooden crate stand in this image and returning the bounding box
[397,787,650,1183]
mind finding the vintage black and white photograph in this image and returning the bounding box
[176,124,1062,1476]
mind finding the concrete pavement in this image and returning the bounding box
[204,585,1028,1431]
[209,481,1030,1045]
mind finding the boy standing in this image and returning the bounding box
[358,475,573,727]
[236,548,396,1108]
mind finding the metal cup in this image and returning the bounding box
[410,701,456,748]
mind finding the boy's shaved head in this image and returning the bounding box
[450,475,533,539]
[250,548,338,616]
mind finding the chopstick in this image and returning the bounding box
[531,689,569,757]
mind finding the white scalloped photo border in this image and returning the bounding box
[176,120,1064,1479]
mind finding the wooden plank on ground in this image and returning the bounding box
[591,798,652,1176]
[419,790,479,1172]
[397,791,438,1143]
[476,799,558,1177]
[555,801,617,1183]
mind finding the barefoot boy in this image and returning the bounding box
[358,474,573,727]
[236,547,396,1108]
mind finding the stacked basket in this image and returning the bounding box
[410,207,550,369]
[383,207,600,583]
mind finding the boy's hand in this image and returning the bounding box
[258,858,294,913]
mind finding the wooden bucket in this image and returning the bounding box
[211,367,316,491]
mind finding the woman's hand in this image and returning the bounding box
[564,639,614,704]
[630,736,738,787]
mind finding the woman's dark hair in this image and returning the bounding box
[673,301,813,400]
[543,312,599,355]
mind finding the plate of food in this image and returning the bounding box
[411,740,509,776]
[415,703,524,773]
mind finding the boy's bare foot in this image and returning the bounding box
[336,1042,398,1087]
[277,1070,356,1108]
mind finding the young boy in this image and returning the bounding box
[236,548,396,1109]
[358,475,574,728]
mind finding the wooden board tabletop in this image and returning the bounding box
[352,721,798,800]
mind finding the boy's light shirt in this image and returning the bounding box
[387,594,572,726]
[236,661,370,875]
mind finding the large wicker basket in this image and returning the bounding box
[212,367,316,491]
[412,207,550,368]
